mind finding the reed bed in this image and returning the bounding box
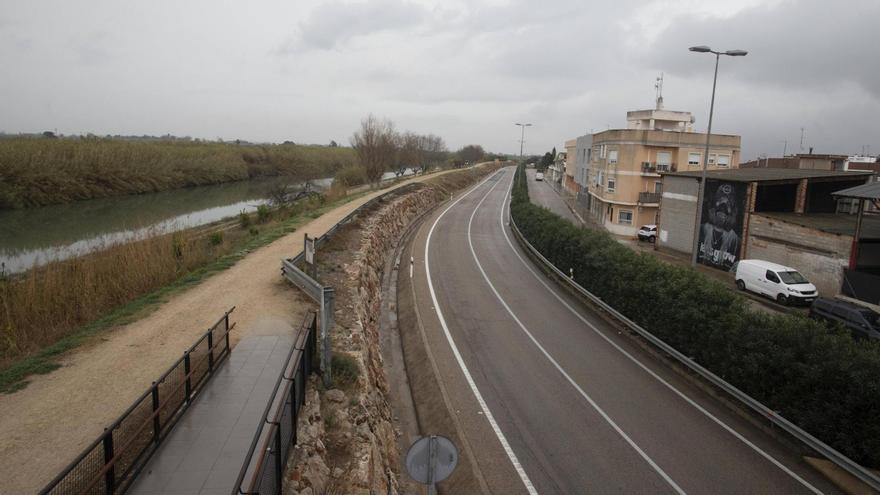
[0,138,356,208]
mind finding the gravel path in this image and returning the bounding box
[0,173,450,494]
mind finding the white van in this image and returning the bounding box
[733,259,818,306]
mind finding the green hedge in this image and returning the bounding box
[509,165,880,467]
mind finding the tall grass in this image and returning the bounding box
[0,138,356,208]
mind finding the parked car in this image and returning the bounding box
[535,172,544,181]
[809,297,880,340]
[734,259,818,306]
[637,224,657,243]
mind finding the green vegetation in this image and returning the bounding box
[332,164,369,188]
[331,352,361,388]
[0,137,356,209]
[509,165,880,467]
[0,190,367,392]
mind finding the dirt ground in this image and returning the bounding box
[0,172,453,494]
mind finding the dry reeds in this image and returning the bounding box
[0,137,356,208]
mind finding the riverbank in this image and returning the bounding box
[0,167,472,493]
[0,137,355,209]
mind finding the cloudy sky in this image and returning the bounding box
[1,0,877,160]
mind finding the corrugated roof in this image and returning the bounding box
[663,168,874,183]
[832,181,880,200]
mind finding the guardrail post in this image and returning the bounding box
[151,382,161,444]
[102,429,115,494]
[207,330,214,373]
[320,288,335,387]
[184,352,192,402]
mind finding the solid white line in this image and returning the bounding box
[468,171,687,495]
[424,170,538,495]
[499,173,824,494]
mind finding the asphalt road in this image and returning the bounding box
[405,167,842,494]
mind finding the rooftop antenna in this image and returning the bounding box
[800,127,806,153]
[654,73,665,110]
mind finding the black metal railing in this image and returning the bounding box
[233,312,318,495]
[638,191,662,204]
[40,308,236,495]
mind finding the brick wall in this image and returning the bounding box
[746,214,851,296]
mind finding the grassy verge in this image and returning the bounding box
[0,190,369,393]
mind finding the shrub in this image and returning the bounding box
[249,227,259,236]
[509,164,880,467]
[238,210,251,228]
[331,352,360,387]
[332,165,368,188]
[256,204,271,223]
[209,231,224,246]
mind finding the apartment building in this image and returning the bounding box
[582,107,742,236]
[563,138,578,194]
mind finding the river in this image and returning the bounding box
[0,169,420,274]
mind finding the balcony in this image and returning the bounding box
[638,192,662,204]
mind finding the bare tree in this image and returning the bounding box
[395,132,423,176]
[351,115,397,184]
[457,144,485,165]
[421,134,447,173]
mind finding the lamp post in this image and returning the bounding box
[688,45,747,267]
[515,122,532,160]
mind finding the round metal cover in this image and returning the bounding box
[405,435,458,485]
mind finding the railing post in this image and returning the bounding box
[151,382,161,444]
[225,313,231,353]
[274,428,283,495]
[102,429,115,495]
[207,330,214,373]
[184,352,192,402]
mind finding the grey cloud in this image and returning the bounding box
[643,0,880,99]
[283,0,428,52]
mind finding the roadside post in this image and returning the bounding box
[320,286,335,387]
[304,233,317,278]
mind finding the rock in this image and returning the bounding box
[325,389,346,404]
[332,467,344,478]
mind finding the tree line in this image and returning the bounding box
[350,114,491,184]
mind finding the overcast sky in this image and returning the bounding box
[1,0,877,160]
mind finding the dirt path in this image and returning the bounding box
[0,172,454,494]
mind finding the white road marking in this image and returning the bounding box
[498,172,824,495]
[467,171,687,495]
[424,171,539,495]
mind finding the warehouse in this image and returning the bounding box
[657,168,875,296]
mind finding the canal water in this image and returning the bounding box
[0,169,417,274]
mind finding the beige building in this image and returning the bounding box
[584,107,742,236]
[563,139,577,194]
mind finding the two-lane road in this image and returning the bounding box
[404,167,841,494]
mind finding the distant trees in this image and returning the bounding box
[457,145,485,164]
[539,151,554,170]
[351,115,450,183]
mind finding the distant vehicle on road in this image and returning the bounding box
[637,224,657,243]
[535,172,544,181]
[734,259,818,306]
[809,297,880,340]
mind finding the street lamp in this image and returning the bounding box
[688,45,747,267]
[515,122,532,160]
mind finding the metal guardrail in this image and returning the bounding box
[40,308,237,495]
[508,214,880,492]
[232,312,318,495]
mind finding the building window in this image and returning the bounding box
[601,144,607,158]
[597,170,604,187]
[608,150,618,165]
[688,152,701,166]
[654,181,662,193]
[708,154,716,165]
[656,151,671,165]
[618,210,633,225]
[717,154,730,167]
[607,177,616,192]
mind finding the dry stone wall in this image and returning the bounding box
[284,165,499,494]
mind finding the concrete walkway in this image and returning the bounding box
[128,334,294,495]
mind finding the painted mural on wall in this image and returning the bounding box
[698,180,746,270]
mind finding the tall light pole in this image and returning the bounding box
[688,45,747,267]
[515,122,532,160]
